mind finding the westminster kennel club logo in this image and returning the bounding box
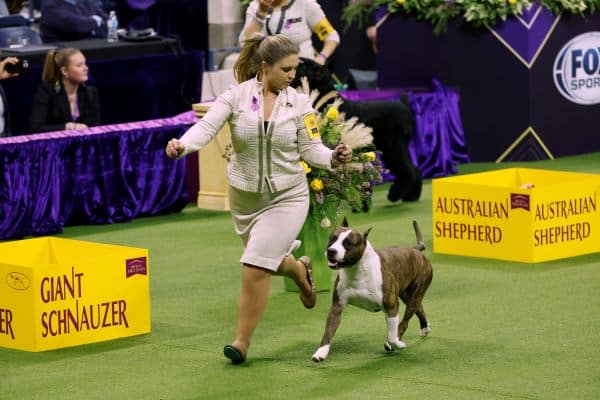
[511,193,530,211]
[125,257,147,278]
[553,32,600,105]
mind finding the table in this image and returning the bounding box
[1,37,203,135]
[192,102,231,211]
[1,37,184,62]
[0,112,196,241]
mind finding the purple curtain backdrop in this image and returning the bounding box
[125,0,157,11]
[0,113,195,240]
[123,0,208,51]
[408,80,470,177]
[339,80,470,178]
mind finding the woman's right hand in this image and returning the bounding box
[65,122,88,130]
[0,57,19,80]
[165,138,185,159]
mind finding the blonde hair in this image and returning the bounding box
[233,34,299,83]
[42,48,82,84]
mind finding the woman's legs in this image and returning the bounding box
[274,255,313,297]
[228,256,314,360]
[275,255,316,310]
[230,263,272,355]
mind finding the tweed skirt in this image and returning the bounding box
[229,180,309,271]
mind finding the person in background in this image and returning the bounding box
[240,0,340,66]
[40,0,108,42]
[29,48,100,133]
[88,0,116,12]
[0,56,21,136]
[0,1,9,16]
[165,34,351,365]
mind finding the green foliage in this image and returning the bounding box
[343,0,600,35]
[303,105,385,228]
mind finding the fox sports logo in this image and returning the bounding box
[553,32,600,105]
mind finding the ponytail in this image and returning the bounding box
[41,48,82,84]
[233,33,299,83]
[233,34,263,83]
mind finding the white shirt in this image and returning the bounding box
[0,92,5,135]
[240,0,340,60]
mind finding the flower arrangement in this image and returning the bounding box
[343,0,600,35]
[296,78,385,229]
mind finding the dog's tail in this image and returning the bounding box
[412,220,425,251]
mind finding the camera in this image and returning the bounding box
[4,59,29,74]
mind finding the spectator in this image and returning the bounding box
[88,0,117,12]
[240,0,340,66]
[0,56,21,136]
[30,48,100,133]
[0,1,9,17]
[40,0,108,42]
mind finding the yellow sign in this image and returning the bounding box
[313,18,335,41]
[304,113,320,140]
[432,168,600,263]
[0,237,150,352]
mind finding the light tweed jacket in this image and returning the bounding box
[179,78,333,193]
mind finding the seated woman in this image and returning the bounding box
[30,48,100,133]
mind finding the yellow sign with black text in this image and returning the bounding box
[0,237,150,352]
[312,18,335,41]
[432,168,600,263]
[304,113,320,140]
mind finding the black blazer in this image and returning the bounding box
[30,82,100,133]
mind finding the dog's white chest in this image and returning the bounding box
[336,246,383,312]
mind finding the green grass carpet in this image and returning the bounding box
[1,153,599,400]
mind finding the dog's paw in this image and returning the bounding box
[420,324,431,337]
[312,345,330,362]
[384,340,406,351]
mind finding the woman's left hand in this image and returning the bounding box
[332,143,352,166]
[314,55,326,66]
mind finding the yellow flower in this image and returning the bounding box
[320,217,331,229]
[325,107,339,121]
[310,178,324,192]
[508,0,517,4]
[300,160,311,174]
[396,0,406,5]
[363,151,376,162]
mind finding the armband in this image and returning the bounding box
[312,18,335,41]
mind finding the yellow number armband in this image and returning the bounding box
[312,17,335,41]
[304,113,320,140]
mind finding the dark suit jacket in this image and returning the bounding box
[30,82,101,133]
[40,0,109,42]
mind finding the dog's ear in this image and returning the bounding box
[363,228,372,240]
[341,217,349,227]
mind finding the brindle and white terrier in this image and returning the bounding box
[312,219,433,362]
